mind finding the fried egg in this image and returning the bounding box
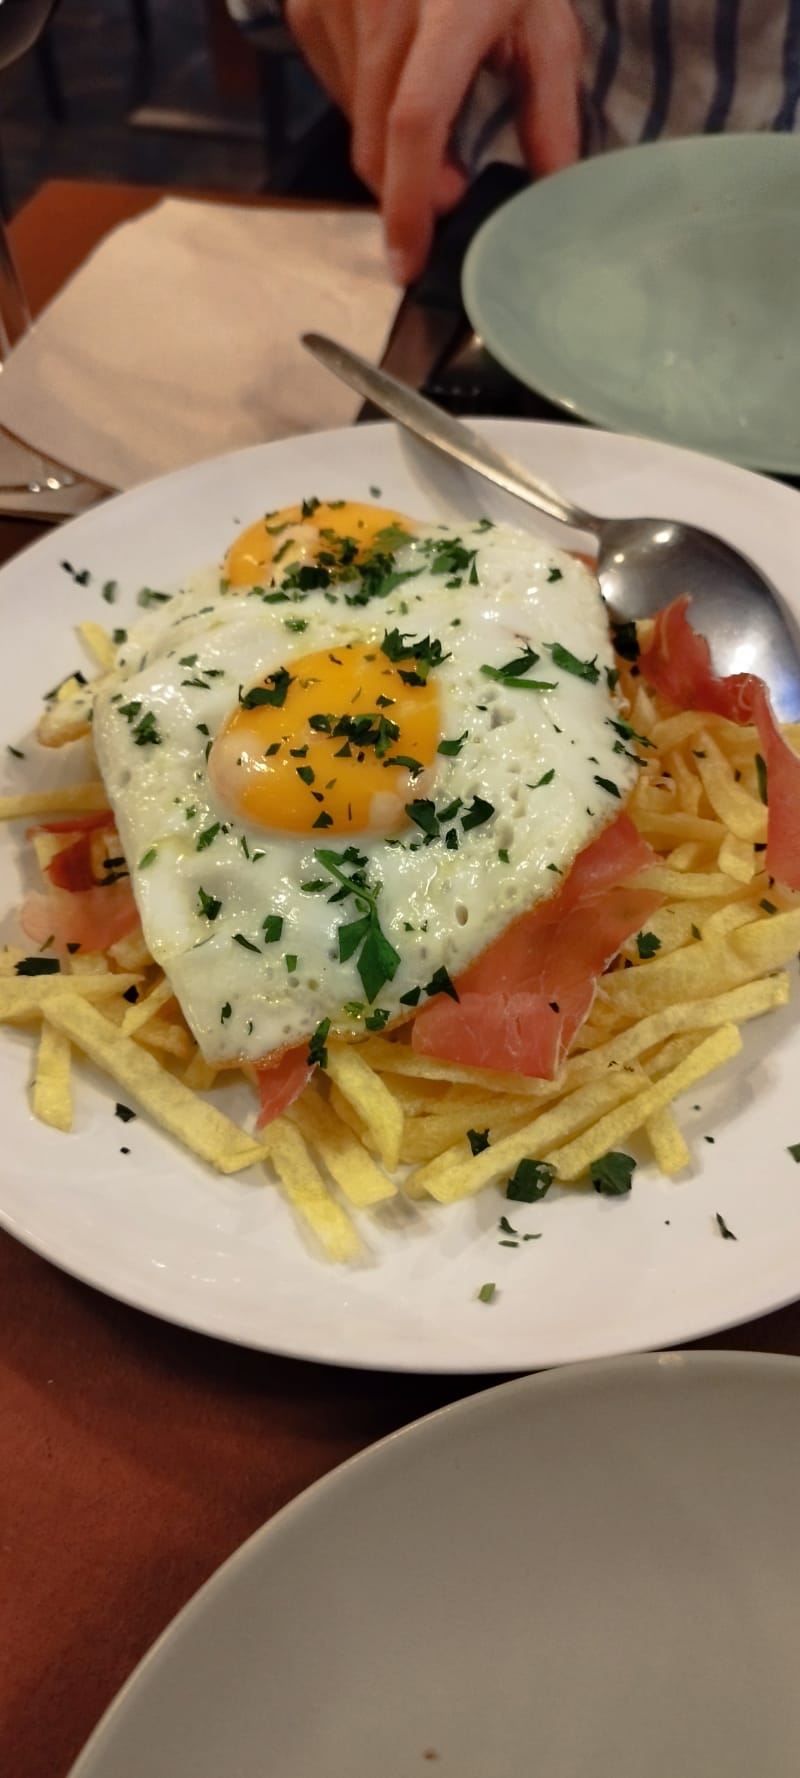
[92,504,638,1065]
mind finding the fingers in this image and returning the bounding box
[513,0,583,174]
[285,0,356,114]
[382,3,505,284]
[351,2,418,195]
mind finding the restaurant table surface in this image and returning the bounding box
[4,178,800,1778]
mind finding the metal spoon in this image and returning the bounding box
[303,331,800,722]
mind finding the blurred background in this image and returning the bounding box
[0,0,369,217]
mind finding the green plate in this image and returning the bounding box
[462,134,800,473]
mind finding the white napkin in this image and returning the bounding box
[0,198,398,491]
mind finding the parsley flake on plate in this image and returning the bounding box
[591,1152,635,1196]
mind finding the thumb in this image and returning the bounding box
[513,0,583,175]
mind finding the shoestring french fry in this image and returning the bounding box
[0,783,109,821]
[31,1022,73,1133]
[40,994,269,1175]
[545,1025,742,1183]
[261,1117,362,1261]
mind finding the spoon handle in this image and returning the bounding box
[302,332,599,536]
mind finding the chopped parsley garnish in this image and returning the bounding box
[787,1143,800,1162]
[61,560,90,583]
[477,1282,496,1304]
[437,731,468,757]
[6,744,24,759]
[715,1212,737,1240]
[461,796,494,832]
[467,1129,490,1155]
[301,495,320,518]
[475,517,494,532]
[755,753,768,805]
[220,1002,232,1023]
[760,898,778,915]
[506,1159,555,1202]
[369,485,382,498]
[240,666,293,710]
[15,956,60,976]
[314,846,401,1003]
[528,768,555,789]
[610,619,640,661]
[138,848,157,868]
[285,617,308,632]
[115,1103,136,1123]
[285,954,298,972]
[636,931,661,960]
[102,579,118,603]
[498,1214,517,1236]
[364,1007,391,1031]
[605,665,620,691]
[307,1017,331,1067]
[399,986,422,1007]
[196,822,221,851]
[549,643,600,683]
[198,887,222,921]
[591,1151,635,1196]
[137,586,171,607]
[428,539,477,578]
[311,709,400,758]
[691,922,702,940]
[593,774,620,799]
[405,798,440,840]
[480,646,557,693]
[386,754,423,777]
[498,847,510,863]
[379,628,449,684]
[233,933,260,953]
[262,915,283,942]
[547,565,563,582]
[424,965,459,1002]
[296,765,315,785]
[133,710,162,747]
[607,716,654,749]
[312,811,333,829]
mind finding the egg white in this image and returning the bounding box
[92,521,638,1064]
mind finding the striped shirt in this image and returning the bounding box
[458,1,800,172]
[227,2,800,162]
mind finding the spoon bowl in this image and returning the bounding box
[303,332,800,721]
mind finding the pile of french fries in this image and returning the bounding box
[1,622,799,1262]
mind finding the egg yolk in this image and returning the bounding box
[209,641,440,835]
[225,500,414,589]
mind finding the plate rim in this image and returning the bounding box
[67,1346,800,1778]
[462,132,800,475]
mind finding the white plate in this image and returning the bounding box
[2,421,800,1372]
[69,1352,800,1778]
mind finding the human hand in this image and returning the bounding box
[285,0,583,283]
